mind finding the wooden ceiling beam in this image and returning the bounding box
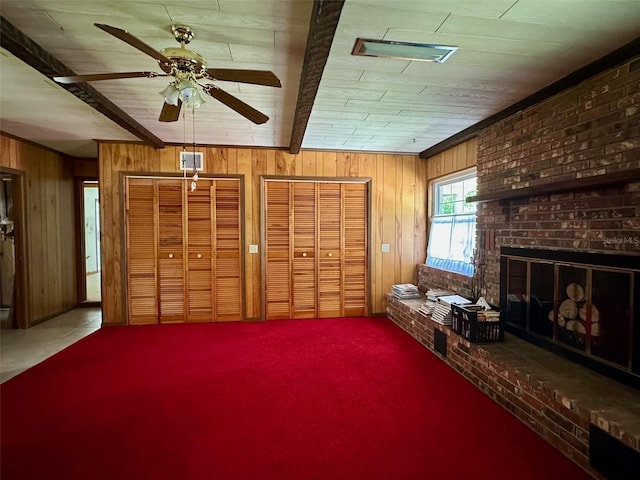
[289,0,345,154]
[0,16,164,149]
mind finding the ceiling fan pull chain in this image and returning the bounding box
[182,110,187,182]
[191,106,198,192]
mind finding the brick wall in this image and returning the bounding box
[417,265,474,299]
[475,55,640,304]
[478,57,639,196]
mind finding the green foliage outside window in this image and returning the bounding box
[441,193,457,214]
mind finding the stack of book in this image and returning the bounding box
[425,289,454,302]
[392,283,421,299]
[418,300,437,316]
[419,289,457,317]
[432,294,471,325]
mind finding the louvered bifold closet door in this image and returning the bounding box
[343,183,367,317]
[214,180,242,321]
[186,180,214,322]
[264,181,291,319]
[292,182,317,318]
[318,183,343,318]
[157,180,186,323]
[126,178,158,324]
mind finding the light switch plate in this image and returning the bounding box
[249,244,259,254]
[381,243,390,252]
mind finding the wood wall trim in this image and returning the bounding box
[0,16,165,149]
[262,175,371,183]
[420,36,640,160]
[75,179,86,303]
[8,171,28,328]
[238,176,247,321]
[121,172,243,180]
[289,0,345,154]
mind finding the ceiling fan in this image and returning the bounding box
[53,23,282,124]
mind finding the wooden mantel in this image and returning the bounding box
[467,168,640,203]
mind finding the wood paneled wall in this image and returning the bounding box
[426,137,477,180]
[74,159,98,178]
[98,143,427,324]
[0,134,78,326]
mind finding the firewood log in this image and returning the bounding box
[559,299,578,319]
[565,283,584,302]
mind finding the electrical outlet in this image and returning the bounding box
[249,244,259,254]
[381,243,390,253]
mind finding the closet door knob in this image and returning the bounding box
[197,253,203,258]
[168,253,174,259]
[302,252,307,257]
[327,252,333,257]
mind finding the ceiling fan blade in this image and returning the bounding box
[159,100,182,122]
[54,71,165,84]
[94,23,171,64]
[205,69,282,87]
[202,85,269,124]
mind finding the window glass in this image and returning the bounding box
[426,170,477,276]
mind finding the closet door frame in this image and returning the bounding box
[122,173,246,325]
[260,176,372,320]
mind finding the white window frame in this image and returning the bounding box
[426,168,477,277]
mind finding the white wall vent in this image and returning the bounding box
[180,151,203,171]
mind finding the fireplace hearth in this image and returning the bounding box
[500,247,640,389]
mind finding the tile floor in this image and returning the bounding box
[0,307,101,383]
[86,271,101,302]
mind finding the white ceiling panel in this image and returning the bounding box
[0,0,638,157]
[503,1,640,30]
[376,0,516,18]
[0,47,138,157]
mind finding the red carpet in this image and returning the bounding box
[1,317,591,479]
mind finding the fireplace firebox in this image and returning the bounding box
[500,247,640,389]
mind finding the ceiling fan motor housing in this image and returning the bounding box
[159,46,207,78]
[158,25,205,78]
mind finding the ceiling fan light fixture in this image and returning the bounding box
[160,83,181,106]
[177,79,205,108]
[352,38,457,63]
[160,79,205,108]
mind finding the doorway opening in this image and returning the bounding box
[82,181,101,303]
[1,172,26,329]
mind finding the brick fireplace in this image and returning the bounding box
[473,52,640,383]
[411,51,640,477]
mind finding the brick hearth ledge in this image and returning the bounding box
[386,293,640,478]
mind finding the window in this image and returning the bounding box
[426,169,477,276]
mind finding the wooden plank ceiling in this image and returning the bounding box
[1,0,639,158]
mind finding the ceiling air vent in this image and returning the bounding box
[352,38,457,63]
